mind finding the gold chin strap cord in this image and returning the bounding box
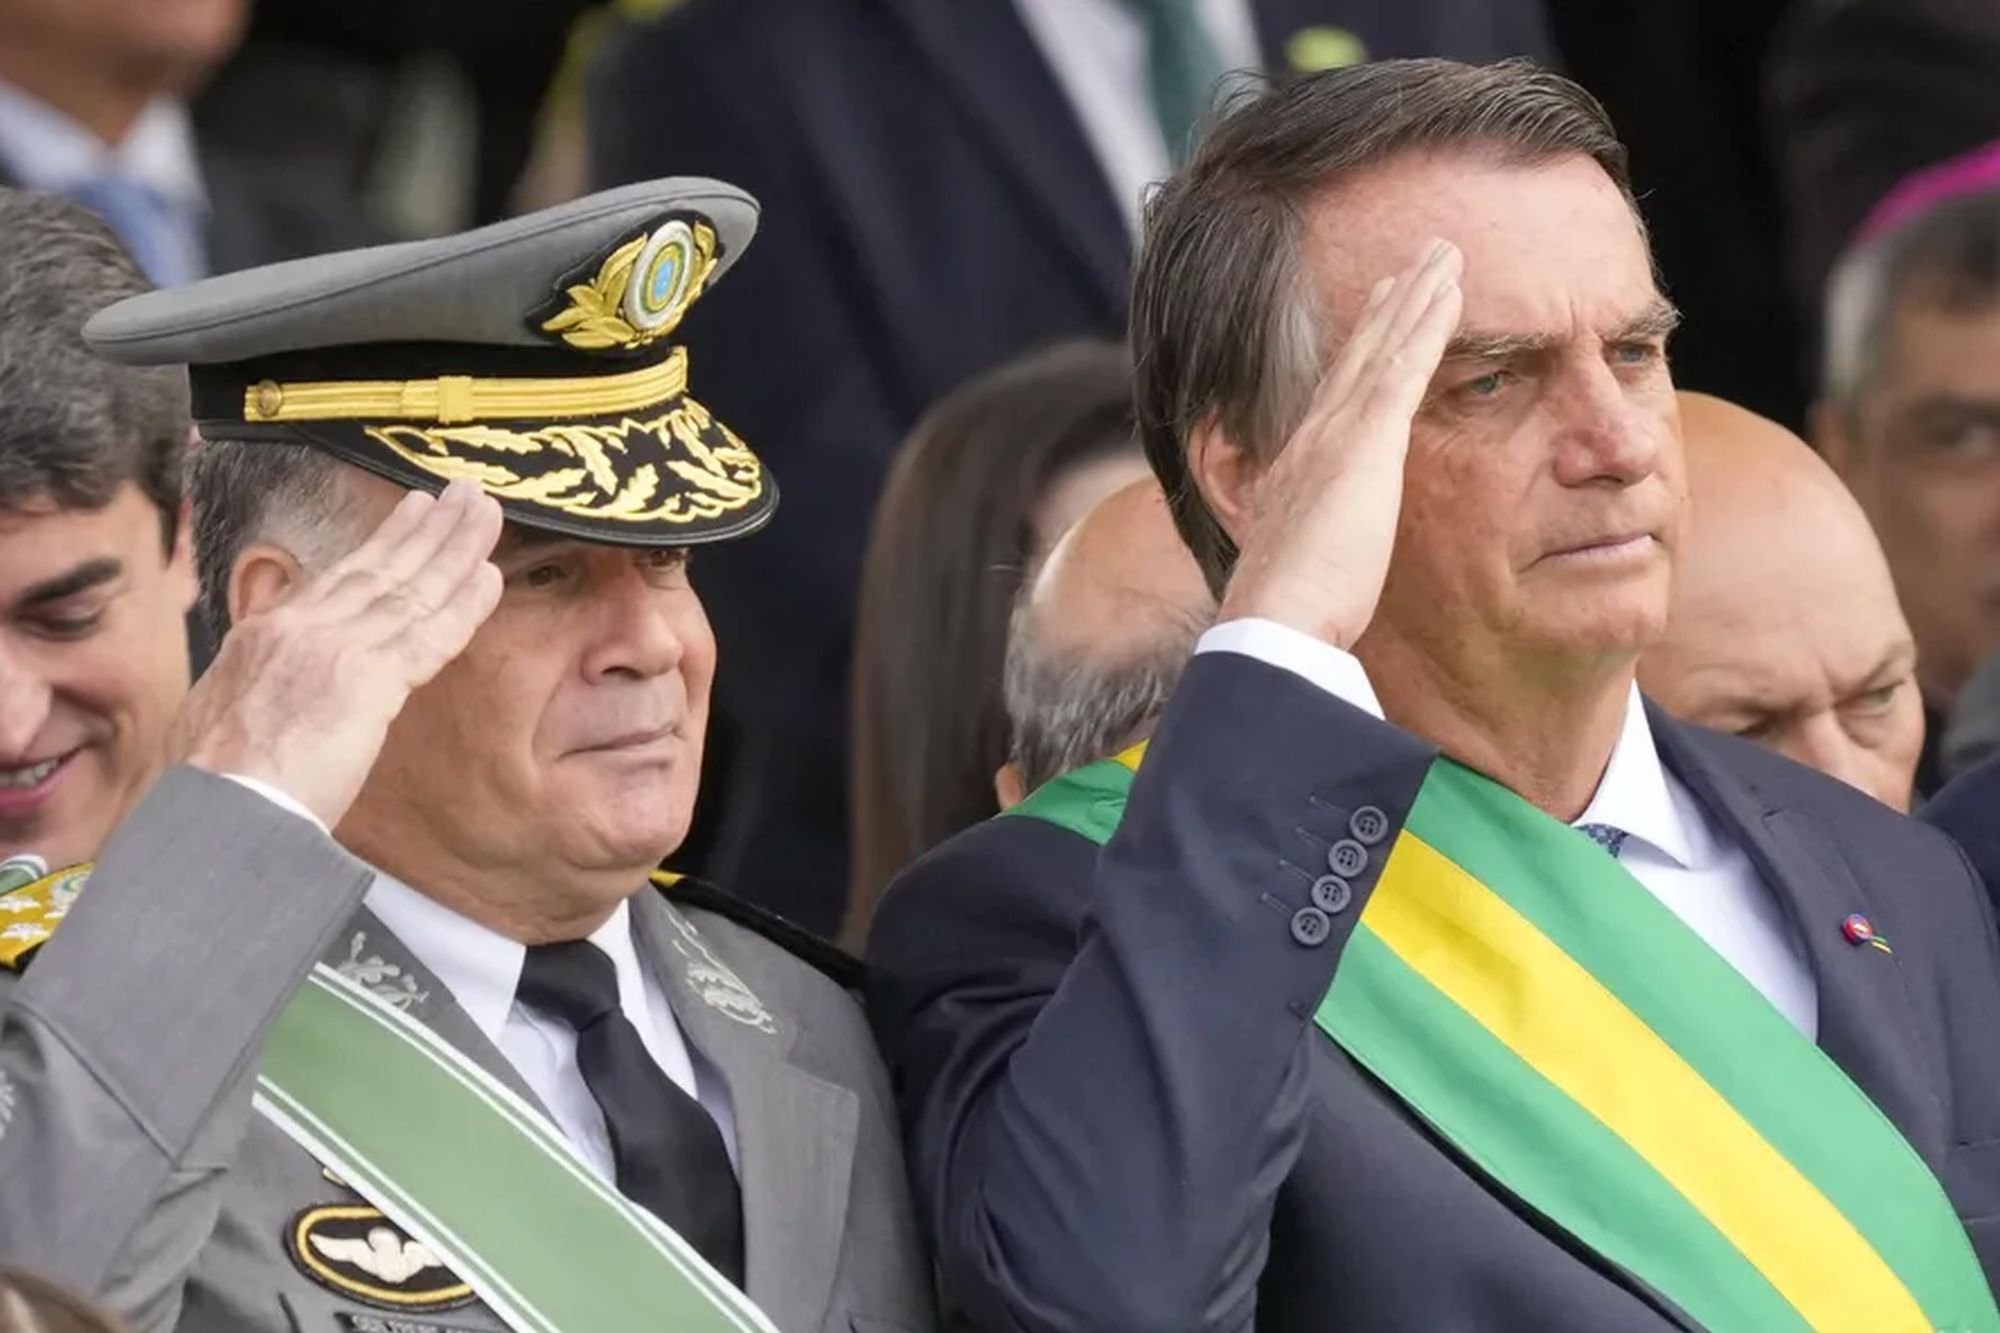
[242,345,689,427]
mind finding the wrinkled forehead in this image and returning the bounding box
[1302,150,1659,340]
[1663,538,1915,708]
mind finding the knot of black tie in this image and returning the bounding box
[518,938,622,1030]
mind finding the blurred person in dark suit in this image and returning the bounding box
[0,0,371,284]
[1544,1,1805,428]
[585,0,1555,930]
[1641,393,1922,811]
[1941,652,2000,782]
[1768,0,2000,318]
[1814,182,2000,797]
[995,479,1212,809]
[1926,741,2000,912]
[195,0,605,231]
[846,341,1147,944]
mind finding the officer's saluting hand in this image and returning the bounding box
[174,479,503,830]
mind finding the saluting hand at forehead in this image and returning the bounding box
[1216,238,1465,651]
[170,479,505,831]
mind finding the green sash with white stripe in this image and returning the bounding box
[1,862,778,1331]
[255,964,779,1333]
[1011,745,2000,1333]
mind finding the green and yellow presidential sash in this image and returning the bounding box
[1011,744,2000,1333]
[0,866,778,1333]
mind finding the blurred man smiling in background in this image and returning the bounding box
[0,188,194,871]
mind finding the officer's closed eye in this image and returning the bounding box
[515,558,577,590]
[639,547,691,580]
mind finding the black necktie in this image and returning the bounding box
[517,939,745,1285]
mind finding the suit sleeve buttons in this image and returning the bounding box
[1328,839,1368,878]
[1291,907,1332,946]
[1350,806,1390,845]
[1311,874,1353,915]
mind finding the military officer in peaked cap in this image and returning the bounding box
[0,179,936,1333]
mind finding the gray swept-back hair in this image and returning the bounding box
[1001,591,1211,792]
[1131,58,1639,594]
[187,439,359,640]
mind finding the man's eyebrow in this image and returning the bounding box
[1858,640,1919,688]
[17,558,122,607]
[1440,298,1683,363]
[1898,394,2000,427]
[1441,328,1556,362]
[493,525,580,558]
[1610,298,1683,343]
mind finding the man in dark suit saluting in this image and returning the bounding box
[870,58,2000,1332]
[584,0,1554,932]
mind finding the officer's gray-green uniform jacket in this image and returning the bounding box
[0,768,935,1333]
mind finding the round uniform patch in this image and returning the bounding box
[285,1204,476,1313]
[624,220,697,333]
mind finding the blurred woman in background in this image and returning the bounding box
[846,340,1144,945]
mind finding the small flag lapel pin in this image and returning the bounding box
[1841,913,1893,954]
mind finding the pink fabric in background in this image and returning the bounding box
[1855,138,2000,246]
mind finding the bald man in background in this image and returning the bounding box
[1639,392,1924,810]
[994,480,1213,809]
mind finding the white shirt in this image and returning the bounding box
[1012,0,1262,232]
[363,870,740,1181]
[1198,619,1820,1036]
[0,80,208,280]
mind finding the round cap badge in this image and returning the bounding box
[626,220,698,333]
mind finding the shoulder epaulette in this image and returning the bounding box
[649,870,865,991]
[0,863,92,974]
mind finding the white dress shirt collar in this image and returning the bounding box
[362,869,642,1045]
[0,79,205,210]
[1193,619,1816,1033]
[360,869,740,1173]
[1574,684,1698,868]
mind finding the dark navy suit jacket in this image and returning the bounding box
[1925,752,2000,917]
[869,651,2000,1331]
[584,0,1554,931]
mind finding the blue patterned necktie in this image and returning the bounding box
[63,174,199,287]
[1577,822,1629,859]
[1121,0,1227,163]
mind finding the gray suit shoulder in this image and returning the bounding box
[656,875,866,990]
[665,888,880,1063]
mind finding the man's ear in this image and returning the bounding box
[1186,414,1264,548]
[229,543,309,624]
[994,762,1027,811]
